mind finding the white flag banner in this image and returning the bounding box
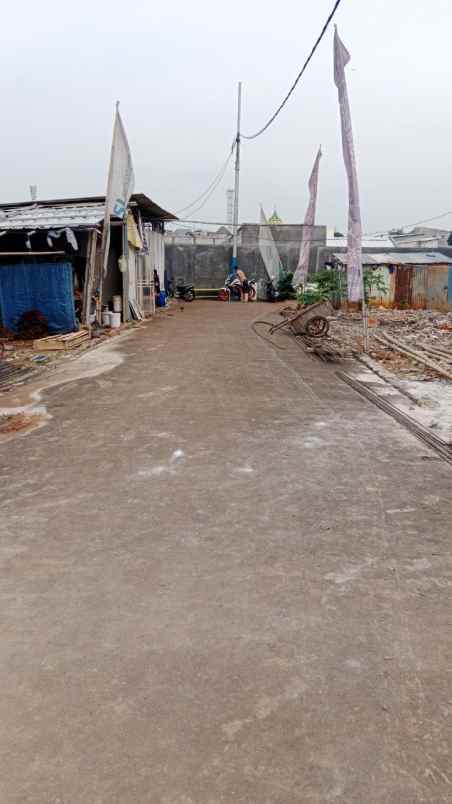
[102,104,135,275]
[334,27,363,302]
[292,146,322,288]
[105,104,135,219]
[258,206,283,284]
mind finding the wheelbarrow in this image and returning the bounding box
[268,299,333,338]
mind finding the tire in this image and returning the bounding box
[305,316,329,338]
[184,289,195,302]
[248,285,257,302]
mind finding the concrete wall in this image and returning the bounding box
[165,225,327,288]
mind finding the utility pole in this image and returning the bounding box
[232,81,242,270]
[226,188,234,227]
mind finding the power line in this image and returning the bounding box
[241,0,344,140]
[175,141,235,216]
[181,160,234,218]
[364,209,452,238]
[174,207,452,238]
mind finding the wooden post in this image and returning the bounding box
[122,218,130,321]
[83,229,98,326]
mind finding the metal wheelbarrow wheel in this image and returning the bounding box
[305,316,329,338]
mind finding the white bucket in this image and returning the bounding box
[110,312,121,329]
[113,295,122,313]
[102,311,111,327]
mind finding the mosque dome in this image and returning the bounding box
[268,208,283,225]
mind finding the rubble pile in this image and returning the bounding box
[0,412,40,436]
[327,308,452,444]
[329,309,452,380]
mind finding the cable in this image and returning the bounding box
[181,158,234,218]
[175,141,235,215]
[173,209,452,240]
[241,0,344,140]
[364,209,452,238]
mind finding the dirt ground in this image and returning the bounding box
[1,301,452,803]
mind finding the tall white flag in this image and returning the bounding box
[105,103,135,219]
[334,27,363,302]
[102,103,135,274]
[258,206,284,284]
[292,146,322,288]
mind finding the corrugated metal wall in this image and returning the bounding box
[426,265,449,311]
[394,267,413,308]
[412,266,427,309]
[369,264,452,311]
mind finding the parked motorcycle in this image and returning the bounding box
[174,283,195,302]
[266,278,280,302]
[218,276,257,302]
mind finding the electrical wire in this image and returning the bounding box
[174,209,452,240]
[241,0,344,140]
[175,141,235,216]
[364,209,452,238]
[181,161,234,218]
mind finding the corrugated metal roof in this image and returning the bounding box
[327,237,393,248]
[0,193,178,225]
[332,251,452,266]
[0,202,105,231]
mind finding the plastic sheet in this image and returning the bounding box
[0,261,76,334]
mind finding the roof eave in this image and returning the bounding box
[0,193,178,223]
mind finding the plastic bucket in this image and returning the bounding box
[113,295,122,313]
[110,312,121,329]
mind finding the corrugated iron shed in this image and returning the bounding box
[0,193,177,232]
[0,202,105,231]
[332,251,452,266]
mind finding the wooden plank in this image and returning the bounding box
[33,338,67,351]
[33,330,90,351]
[0,251,66,257]
[59,331,87,342]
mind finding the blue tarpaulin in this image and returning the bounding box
[0,262,76,334]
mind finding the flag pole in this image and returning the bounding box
[333,26,367,352]
[101,101,120,267]
[97,101,120,322]
[232,82,242,270]
[362,289,368,352]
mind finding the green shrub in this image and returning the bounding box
[277,272,297,300]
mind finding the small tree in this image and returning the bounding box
[299,266,387,306]
[363,268,387,304]
[316,267,347,300]
[277,271,297,300]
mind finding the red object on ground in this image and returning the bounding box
[218,289,229,302]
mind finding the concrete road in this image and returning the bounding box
[1,302,452,803]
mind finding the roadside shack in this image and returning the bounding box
[0,194,176,337]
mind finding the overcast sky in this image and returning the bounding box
[1,0,452,232]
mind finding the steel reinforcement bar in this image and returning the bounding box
[336,370,452,467]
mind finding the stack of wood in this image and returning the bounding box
[33,330,90,352]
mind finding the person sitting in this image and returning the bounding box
[236,268,249,300]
